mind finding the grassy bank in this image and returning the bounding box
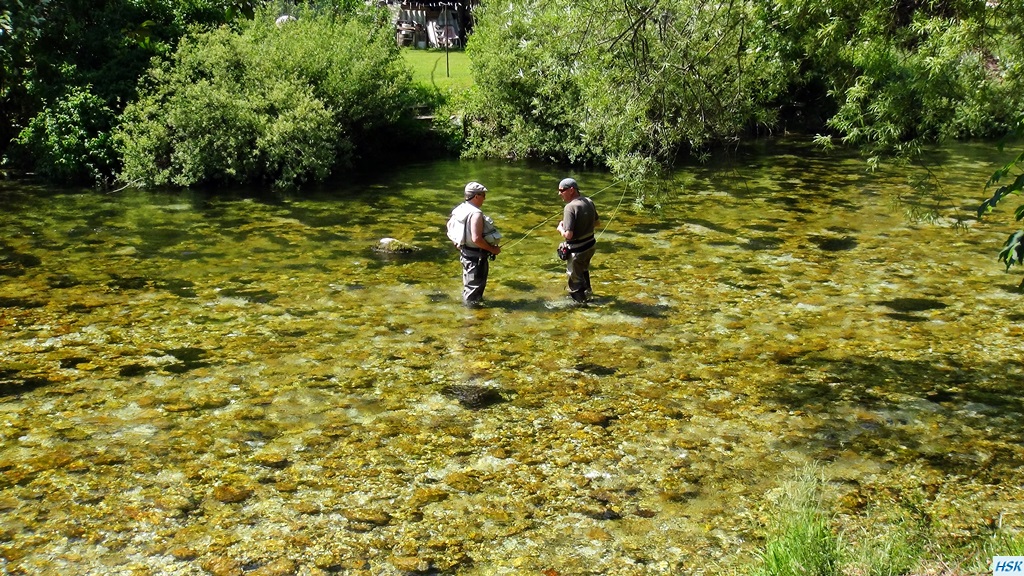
[400,48,473,92]
[750,467,1024,576]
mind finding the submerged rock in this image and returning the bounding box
[877,297,947,312]
[574,363,617,376]
[813,235,858,251]
[391,556,431,573]
[575,410,616,427]
[373,237,419,254]
[441,384,505,409]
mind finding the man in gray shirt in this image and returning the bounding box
[555,177,599,303]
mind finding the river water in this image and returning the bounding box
[1,140,1023,575]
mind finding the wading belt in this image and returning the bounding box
[567,236,595,254]
[460,245,487,261]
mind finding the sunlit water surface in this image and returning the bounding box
[2,141,1024,575]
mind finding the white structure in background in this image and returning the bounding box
[427,7,460,48]
[388,2,469,49]
[392,5,428,48]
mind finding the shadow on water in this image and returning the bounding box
[764,354,1024,477]
[600,240,645,256]
[628,219,684,235]
[0,296,45,309]
[811,235,858,251]
[682,218,736,235]
[0,242,42,277]
[0,373,52,399]
[740,236,784,251]
[877,297,948,312]
[501,279,539,292]
[477,297,563,313]
[471,294,670,318]
[607,297,672,318]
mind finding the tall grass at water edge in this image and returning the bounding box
[748,467,1024,576]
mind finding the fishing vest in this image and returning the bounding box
[447,202,501,247]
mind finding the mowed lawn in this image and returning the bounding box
[401,48,474,92]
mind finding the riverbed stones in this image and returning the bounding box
[212,482,254,504]
[247,558,296,576]
[154,492,199,516]
[4,160,1024,575]
[168,546,199,560]
[252,449,290,469]
[201,555,243,576]
[342,508,391,530]
[390,555,430,572]
[373,238,418,253]
[574,410,615,427]
[409,486,449,508]
[444,471,482,492]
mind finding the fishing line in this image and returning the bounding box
[501,178,626,251]
[596,180,630,241]
[499,213,559,250]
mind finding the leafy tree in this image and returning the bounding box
[114,5,418,191]
[455,0,787,189]
[0,0,260,184]
[759,1,1024,274]
[11,81,117,185]
[977,124,1024,278]
[787,0,1024,168]
[457,0,1024,208]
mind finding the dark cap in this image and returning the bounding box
[558,177,578,191]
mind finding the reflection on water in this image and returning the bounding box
[2,141,1024,574]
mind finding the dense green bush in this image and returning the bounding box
[0,0,262,184]
[115,7,416,190]
[765,0,1024,166]
[458,0,1024,187]
[456,0,789,182]
[11,81,117,186]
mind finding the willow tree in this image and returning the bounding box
[455,0,788,188]
[768,0,1024,268]
[457,0,1024,209]
[758,0,1024,164]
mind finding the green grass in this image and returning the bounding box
[746,466,1024,576]
[400,48,473,92]
[755,469,842,576]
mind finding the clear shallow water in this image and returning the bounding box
[2,141,1024,575]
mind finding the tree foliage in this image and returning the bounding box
[457,0,787,186]
[114,6,416,190]
[457,0,1024,188]
[11,81,117,185]
[784,0,1024,167]
[0,0,262,183]
[978,129,1024,274]
[762,1,1024,274]
[5,0,1024,202]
